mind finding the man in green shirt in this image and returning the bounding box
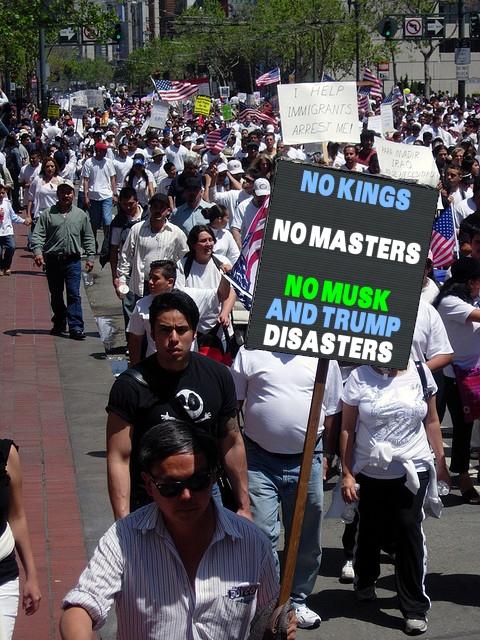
[31,181,95,340]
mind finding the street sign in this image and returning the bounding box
[404,16,423,38]
[456,64,470,80]
[425,16,444,38]
[59,27,78,44]
[455,47,471,64]
[378,61,389,72]
[82,26,100,42]
[378,71,390,80]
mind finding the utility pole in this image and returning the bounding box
[458,0,465,105]
[355,0,360,82]
[39,26,48,119]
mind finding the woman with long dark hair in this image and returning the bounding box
[125,154,155,209]
[435,256,480,503]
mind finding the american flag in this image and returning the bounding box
[362,68,383,100]
[255,67,281,87]
[205,128,232,154]
[382,85,403,107]
[228,197,269,310]
[151,78,198,102]
[430,206,456,267]
[357,86,371,112]
[238,103,278,126]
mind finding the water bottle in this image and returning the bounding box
[437,480,450,496]
[341,483,360,524]
[82,271,94,287]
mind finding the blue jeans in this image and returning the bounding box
[245,437,323,605]
[45,256,83,331]
[0,235,15,270]
[89,197,113,233]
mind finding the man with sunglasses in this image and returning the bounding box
[106,290,251,521]
[61,421,286,640]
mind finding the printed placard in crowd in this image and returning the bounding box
[219,86,230,99]
[222,104,233,121]
[375,138,440,188]
[70,105,87,119]
[47,103,60,119]
[245,159,438,368]
[277,82,360,145]
[70,89,104,109]
[149,101,169,129]
[194,95,212,116]
[380,103,394,134]
[367,115,382,135]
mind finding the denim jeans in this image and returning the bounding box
[245,437,323,605]
[45,256,83,331]
[89,197,113,233]
[0,235,15,270]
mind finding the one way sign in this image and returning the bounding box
[426,16,445,38]
[59,28,78,44]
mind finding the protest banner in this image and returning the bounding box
[219,86,230,99]
[367,115,382,135]
[194,95,211,116]
[149,101,169,129]
[277,82,360,145]
[246,159,438,369]
[237,92,247,102]
[380,103,394,134]
[375,138,440,188]
[221,104,233,121]
[70,104,87,119]
[70,89,104,109]
[47,103,60,119]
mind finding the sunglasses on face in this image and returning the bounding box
[149,470,213,498]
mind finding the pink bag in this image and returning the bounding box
[453,364,480,421]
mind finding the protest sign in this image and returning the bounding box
[246,159,438,368]
[219,86,230,99]
[194,95,211,116]
[375,138,440,188]
[277,82,360,145]
[139,118,150,136]
[367,115,382,135]
[222,104,233,121]
[380,103,394,134]
[47,103,60,119]
[70,89,104,109]
[149,101,169,129]
[71,104,87,119]
[237,92,247,102]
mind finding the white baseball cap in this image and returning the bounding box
[227,159,243,175]
[254,178,271,196]
[265,124,275,133]
[217,162,228,172]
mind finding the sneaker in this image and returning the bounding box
[355,585,377,601]
[50,326,66,336]
[0,270,4,276]
[340,559,355,583]
[293,604,321,629]
[4,269,11,276]
[405,618,428,635]
[69,330,86,341]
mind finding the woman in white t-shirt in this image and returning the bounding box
[340,360,450,636]
[204,204,240,265]
[125,155,155,208]
[176,224,236,335]
[435,256,480,504]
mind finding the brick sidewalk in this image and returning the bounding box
[0,227,87,639]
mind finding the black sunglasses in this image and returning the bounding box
[150,470,213,498]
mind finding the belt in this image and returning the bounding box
[46,252,80,260]
[244,434,321,458]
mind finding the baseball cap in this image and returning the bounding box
[254,178,271,196]
[95,142,108,151]
[57,180,75,191]
[265,124,275,133]
[183,136,192,143]
[227,159,243,175]
[152,147,165,158]
[217,162,228,173]
[133,156,145,165]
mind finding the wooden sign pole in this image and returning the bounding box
[278,358,330,606]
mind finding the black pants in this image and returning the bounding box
[354,472,430,620]
[444,376,473,474]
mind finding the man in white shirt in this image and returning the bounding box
[113,143,133,194]
[231,348,343,630]
[165,132,188,173]
[231,178,270,247]
[60,420,282,640]
[148,147,167,186]
[82,142,117,243]
[117,193,188,298]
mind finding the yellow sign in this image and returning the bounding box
[47,103,60,119]
[194,95,211,116]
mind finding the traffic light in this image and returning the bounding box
[471,13,480,38]
[377,17,398,40]
[113,22,122,43]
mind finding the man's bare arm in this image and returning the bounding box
[106,413,133,520]
[60,607,94,640]
[218,415,251,520]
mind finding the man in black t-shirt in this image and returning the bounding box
[106,290,251,520]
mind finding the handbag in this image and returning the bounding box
[453,364,480,421]
[197,323,235,366]
[248,599,295,640]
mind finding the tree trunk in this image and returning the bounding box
[423,53,431,96]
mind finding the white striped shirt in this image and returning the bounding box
[117,220,188,296]
[62,503,279,640]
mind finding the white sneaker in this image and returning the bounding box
[340,559,355,583]
[293,604,321,629]
[405,618,428,635]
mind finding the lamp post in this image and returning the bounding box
[347,0,360,81]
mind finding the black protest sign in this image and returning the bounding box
[245,159,438,368]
